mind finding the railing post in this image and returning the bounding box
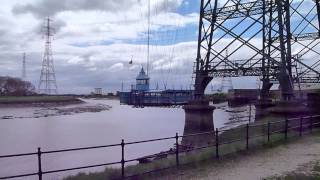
[175,133,179,166]
[121,139,125,178]
[246,124,249,150]
[215,128,219,158]
[310,115,313,133]
[299,116,303,137]
[37,147,42,180]
[267,121,270,142]
[249,104,252,123]
[285,118,288,140]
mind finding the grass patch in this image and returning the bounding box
[266,173,320,180]
[0,96,81,104]
[265,162,320,180]
[313,161,320,173]
[65,121,320,180]
[264,132,320,180]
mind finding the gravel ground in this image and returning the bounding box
[155,134,320,180]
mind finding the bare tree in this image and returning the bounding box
[0,76,36,96]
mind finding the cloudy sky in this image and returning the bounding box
[2,0,316,94]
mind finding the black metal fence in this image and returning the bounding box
[1,115,320,180]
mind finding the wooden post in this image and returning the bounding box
[175,133,179,166]
[215,128,219,158]
[37,147,42,180]
[121,139,125,178]
[246,124,249,150]
[267,121,270,142]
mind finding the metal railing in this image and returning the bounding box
[1,114,320,180]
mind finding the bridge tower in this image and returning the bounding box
[182,0,320,146]
[193,0,320,101]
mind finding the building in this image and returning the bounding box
[94,88,103,95]
[119,67,193,107]
[135,67,149,91]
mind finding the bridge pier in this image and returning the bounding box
[182,100,215,147]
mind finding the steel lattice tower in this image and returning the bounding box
[38,17,58,94]
[22,52,26,80]
[194,0,320,101]
[220,49,233,92]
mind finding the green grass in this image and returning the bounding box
[264,131,320,180]
[266,174,320,180]
[65,123,318,180]
[265,165,320,180]
[0,96,80,104]
[313,161,320,172]
[65,130,308,180]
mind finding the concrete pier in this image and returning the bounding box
[182,100,215,147]
[255,99,309,118]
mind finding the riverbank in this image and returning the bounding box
[205,93,228,104]
[0,98,112,119]
[64,123,320,180]
[154,131,320,180]
[0,100,276,180]
[0,96,83,107]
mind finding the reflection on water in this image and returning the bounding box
[0,99,255,179]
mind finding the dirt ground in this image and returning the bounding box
[155,134,320,180]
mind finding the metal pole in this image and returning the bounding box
[175,133,179,166]
[310,115,313,133]
[315,0,320,36]
[215,128,219,158]
[299,117,303,137]
[267,121,270,142]
[146,0,150,75]
[285,118,288,140]
[275,0,293,100]
[37,147,42,180]
[194,0,205,99]
[249,104,252,123]
[284,0,292,76]
[262,0,266,91]
[121,139,125,178]
[246,124,249,150]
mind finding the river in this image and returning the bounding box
[0,98,255,179]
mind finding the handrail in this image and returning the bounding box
[43,161,121,174]
[0,152,37,158]
[0,114,319,179]
[43,143,122,154]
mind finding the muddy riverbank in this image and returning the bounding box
[0,98,112,119]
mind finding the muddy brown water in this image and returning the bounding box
[0,99,255,179]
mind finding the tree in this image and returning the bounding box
[0,76,36,96]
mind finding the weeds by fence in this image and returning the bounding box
[1,115,320,180]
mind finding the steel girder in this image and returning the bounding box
[194,0,320,100]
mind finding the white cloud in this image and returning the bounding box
[1,0,319,94]
[108,63,124,72]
